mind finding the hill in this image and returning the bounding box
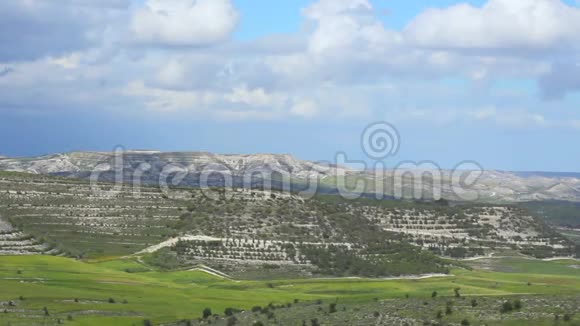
[0,171,576,279]
[2,151,580,203]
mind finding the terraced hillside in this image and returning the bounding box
[0,216,52,255]
[0,172,576,278]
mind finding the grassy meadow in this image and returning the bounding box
[0,255,579,325]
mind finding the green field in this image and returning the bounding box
[0,255,579,325]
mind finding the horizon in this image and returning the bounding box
[2,148,580,175]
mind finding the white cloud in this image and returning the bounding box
[47,53,82,69]
[156,59,187,86]
[130,0,239,46]
[226,85,284,107]
[405,0,580,50]
[0,1,125,61]
[290,99,319,118]
[122,80,219,112]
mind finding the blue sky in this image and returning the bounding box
[1,0,580,172]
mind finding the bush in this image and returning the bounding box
[224,307,242,316]
[251,306,262,313]
[431,291,438,298]
[461,319,470,326]
[564,314,572,321]
[202,308,212,319]
[143,319,152,326]
[329,303,337,313]
[500,301,513,313]
[513,299,522,310]
[470,299,478,307]
[108,298,115,304]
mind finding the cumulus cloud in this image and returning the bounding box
[405,0,580,51]
[290,99,319,118]
[130,0,239,46]
[3,0,580,127]
[0,1,126,62]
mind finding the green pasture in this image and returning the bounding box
[0,256,578,325]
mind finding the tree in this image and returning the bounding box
[461,319,470,326]
[454,287,461,298]
[500,301,513,313]
[470,299,478,307]
[202,308,212,319]
[225,307,241,316]
[432,291,438,298]
[513,299,522,310]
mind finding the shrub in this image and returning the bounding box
[202,308,212,319]
[251,306,262,313]
[563,314,572,321]
[432,291,438,298]
[329,303,337,313]
[461,319,470,326]
[143,319,152,326]
[224,308,242,316]
[108,298,115,304]
[513,299,522,310]
[500,301,513,313]
[445,306,453,315]
[470,299,478,307]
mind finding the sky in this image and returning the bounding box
[1,0,580,172]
